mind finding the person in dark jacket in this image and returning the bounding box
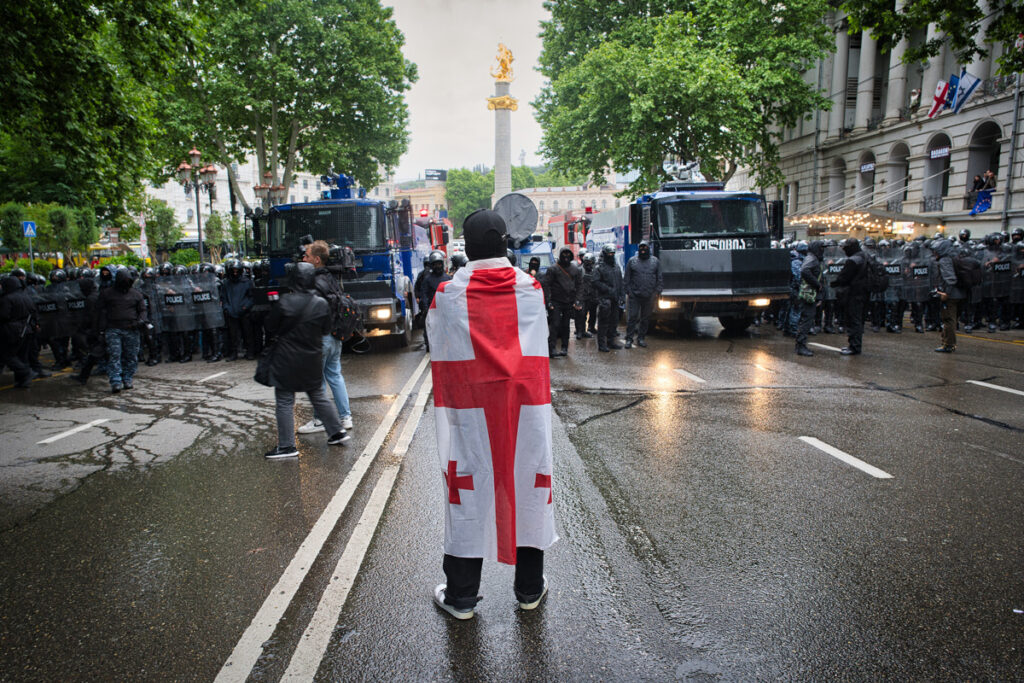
[0,276,36,387]
[296,240,354,435]
[832,238,868,355]
[97,268,147,392]
[795,241,825,356]
[931,238,965,352]
[575,252,597,339]
[419,250,452,353]
[68,278,106,385]
[623,241,662,348]
[593,244,624,352]
[541,247,582,357]
[221,259,255,361]
[263,261,349,459]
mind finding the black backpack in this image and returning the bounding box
[864,254,889,294]
[953,254,983,289]
[331,292,363,342]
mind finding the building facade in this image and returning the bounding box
[516,183,631,234]
[729,9,1020,240]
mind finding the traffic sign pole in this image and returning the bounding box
[28,236,34,274]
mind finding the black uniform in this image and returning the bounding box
[592,252,623,351]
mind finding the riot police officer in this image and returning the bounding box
[624,241,662,348]
[541,246,582,357]
[419,250,451,352]
[575,252,598,339]
[593,244,623,352]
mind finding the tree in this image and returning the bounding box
[228,214,246,253]
[0,203,27,252]
[203,212,226,262]
[842,1,1024,76]
[446,168,495,233]
[145,199,185,261]
[163,0,418,215]
[0,0,191,212]
[535,0,834,194]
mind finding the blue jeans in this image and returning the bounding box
[316,335,350,420]
[105,328,140,387]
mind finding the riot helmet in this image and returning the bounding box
[225,259,242,280]
[1011,227,1023,243]
[877,239,890,248]
[173,265,188,276]
[578,248,588,262]
[188,264,200,275]
[450,252,468,272]
[11,268,27,283]
[214,264,226,278]
[198,262,215,274]
[794,241,809,255]
[79,267,95,279]
[66,267,80,280]
[158,262,173,276]
[601,243,616,264]
[582,252,596,272]
[49,268,67,284]
[959,229,971,243]
[841,238,861,257]
[863,237,876,249]
[142,268,156,280]
[427,250,446,275]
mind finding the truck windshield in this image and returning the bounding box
[656,197,765,235]
[268,204,384,255]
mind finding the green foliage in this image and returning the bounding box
[169,249,201,267]
[0,258,55,274]
[445,169,495,233]
[162,0,418,210]
[100,253,145,269]
[535,0,833,194]
[203,212,226,262]
[144,199,185,250]
[0,0,191,211]
[0,202,27,252]
[842,1,1024,76]
[227,215,245,250]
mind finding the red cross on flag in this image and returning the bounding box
[427,256,558,565]
[927,80,949,119]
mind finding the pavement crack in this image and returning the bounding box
[573,397,649,428]
[866,381,1024,433]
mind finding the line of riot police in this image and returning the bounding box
[1,259,275,386]
[770,227,1024,336]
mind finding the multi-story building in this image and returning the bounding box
[729,10,1019,240]
[516,182,632,234]
[394,180,448,219]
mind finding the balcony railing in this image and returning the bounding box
[886,198,903,213]
[921,195,944,212]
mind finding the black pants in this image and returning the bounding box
[597,299,617,346]
[576,301,597,334]
[1,335,32,385]
[442,547,544,610]
[548,303,574,352]
[844,294,866,352]
[795,298,816,349]
[226,315,253,358]
[626,294,654,341]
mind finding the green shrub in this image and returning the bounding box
[100,253,145,269]
[0,257,56,275]
[169,248,201,266]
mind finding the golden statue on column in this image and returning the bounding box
[490,43,514,82]
[487,43,518,111]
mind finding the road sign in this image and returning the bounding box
[23,221,37,238]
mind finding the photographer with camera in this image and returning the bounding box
[930,238,965,353]
[296,239,354,435]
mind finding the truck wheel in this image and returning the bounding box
[398,296,413,347]
[718,315,753,334]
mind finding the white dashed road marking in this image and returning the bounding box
[966,380,1024,398]
[198,371,227,383]
[37,419,109,445]
[674,368,706,383]
[799,436,893,479]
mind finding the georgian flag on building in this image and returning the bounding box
[928,80,949,118]
[426,256,558,565]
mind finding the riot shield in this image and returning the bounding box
[190,272,225,330]
[64,281,88,335]
[33,283,77,339]
[1011,247,1024,305]
[902,246,933,303]
[879,246,903,303]
[156,275,198,332]
[821,246,845,301]
[989,250,1012,299]
[139,279,163,331]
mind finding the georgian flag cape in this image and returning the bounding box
[426,256,558,564]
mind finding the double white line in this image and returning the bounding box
[216,357,431,683]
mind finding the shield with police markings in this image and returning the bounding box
[156,275,198,332]
[190,272,225,330]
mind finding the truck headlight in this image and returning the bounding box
[370,306,392,320]
[658,298,678,309]
[749,298,771,307]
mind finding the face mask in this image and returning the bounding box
[559,254,572,265]
[639,248,650,259]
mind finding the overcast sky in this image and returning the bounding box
[386,0,549,181]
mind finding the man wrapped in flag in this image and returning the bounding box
[428,208,557,620]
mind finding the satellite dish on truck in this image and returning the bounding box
[493,193,538,249]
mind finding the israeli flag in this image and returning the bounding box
[952,69,981,113]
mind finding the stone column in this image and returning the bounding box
[490,80,514,202]
[967,0,994,82]
[917,24,946,116]
[883,0,909,125]
[827,13,850,141]
[853,32,878,133]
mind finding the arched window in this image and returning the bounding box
[539,200,545,211]
[602,199,608,209]
[568,200,574,210]
[553,200,559,210]
[923,134,952,211]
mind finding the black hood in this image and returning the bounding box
[463,210,507,261]
[2,276,21,295]
[842,239,861,257]
[808,241,825,260]
[289,261,317,292]
[114,269,133,292]
[930,238,953,259]
[79,278,96,296]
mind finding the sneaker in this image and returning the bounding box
[518,576,549,610]
[265,445,299,459]
[297,418,323,434]
[433,584,475,620]
[933,345,956,353]
[341,415,353,430]
[327,431,351,445]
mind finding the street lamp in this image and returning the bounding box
[177,147,217,262]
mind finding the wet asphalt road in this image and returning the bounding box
[1,320,1022,681]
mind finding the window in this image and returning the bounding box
[539,200,545,210]
[568,200,574,210]
[553,200,559,210]
[602,200,608,209]
[303,196,309,203]
[303,179,308,189]
[290,195,295,204]
[656,197,767,235]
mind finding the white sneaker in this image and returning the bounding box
[341,415,353,430]
[297,418,323,434]
[433,584,475,620]
[518,576,548,610]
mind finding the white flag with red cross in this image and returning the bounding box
[426,256,558,565]
[927,80,949,118]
